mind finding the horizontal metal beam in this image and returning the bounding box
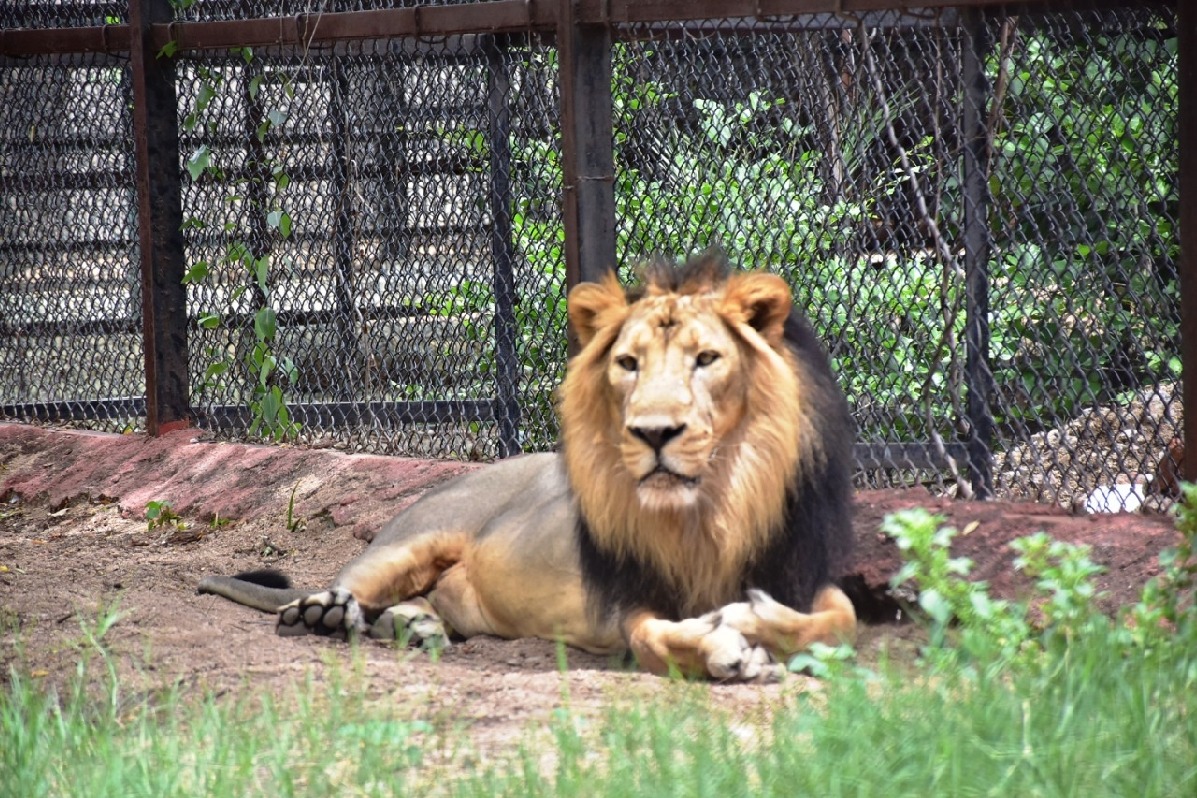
[853,442,972,471]
[0,0,1151,56]
[153,1,555,52]
[0,398,500,428]
[197,400,499,428]
[579,0,1161,23]
[0,397,146,422]
[0,24,130,56]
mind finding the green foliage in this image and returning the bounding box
[885,487,1197,675]
[988,24,1179,422]
[171,49,301,442]
[1127,482,1197,647]
[144,499,184,532]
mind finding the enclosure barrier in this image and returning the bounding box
[0,0,1191,509]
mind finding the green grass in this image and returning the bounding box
[4,634,1195,797]
[6,496,1197,797]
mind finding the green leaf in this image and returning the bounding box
[157,40,179,59]
[185,145,211,181]
[225,241,250,265]
[182,261,209,285]
[253,306,277,342]
[786,653,830,679]
[252,256,270,293]
[266,210,292,238]
[198,312,221,330]
[204,360,229,379]
[271,165,290,191]
[918,588,952,625]
[196,81,216,114]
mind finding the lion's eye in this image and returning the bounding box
[695,351,720,368]
[615,355,638,372]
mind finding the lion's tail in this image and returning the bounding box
[197,569,310,613]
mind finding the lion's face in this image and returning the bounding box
[605,293,747,508]
[562,266,802,516]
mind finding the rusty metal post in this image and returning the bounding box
[558,0,616,353]
[129,0,190,433]
[1181,0,1197,481]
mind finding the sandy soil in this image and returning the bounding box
[0,422,1181,756]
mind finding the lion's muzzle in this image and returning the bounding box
[628,423,685,453]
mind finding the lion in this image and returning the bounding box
[199,253,857,680]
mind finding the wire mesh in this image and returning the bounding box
[0,1,126,28]
[173,0,491,22]
[984,8,1180,508]
[0,51,145,432]
[175,33,564,457]
[613,13,976,496]
[0,2,1181,510]
[611,6,1179,507]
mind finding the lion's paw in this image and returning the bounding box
[368,597,451,651]
[277,588,367,639]
[701,621,784,683]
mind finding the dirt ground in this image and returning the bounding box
[0,423,1182,756]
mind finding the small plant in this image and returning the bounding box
[284,482,305,533]
[208,512,233,529]
[787,641,864,679]
[885,489,1197,673]
[1125,482,1197,648]
[885,509,1029,669]
[144,500,185,533]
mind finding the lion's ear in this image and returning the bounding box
[721,272,793,347]
[568,270,629,349]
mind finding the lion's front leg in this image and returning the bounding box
[622,610,782,682]
[711,586,857,662]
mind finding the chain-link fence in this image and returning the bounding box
[0,47,144,428]
[0,1,1184,509]
[174,35,563,459]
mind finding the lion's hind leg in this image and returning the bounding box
[276,591,450,649]
[276,529,467,646]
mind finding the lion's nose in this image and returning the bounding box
[629,424,685,452]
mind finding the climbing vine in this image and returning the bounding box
[162,15,301,441]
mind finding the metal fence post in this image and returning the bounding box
[1180,0,1197,481]
[961,7,994,499]
[129,0,190,434]
[558,0,616,353]
[487,36,523,457]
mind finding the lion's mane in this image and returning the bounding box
[559,253,854,624]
